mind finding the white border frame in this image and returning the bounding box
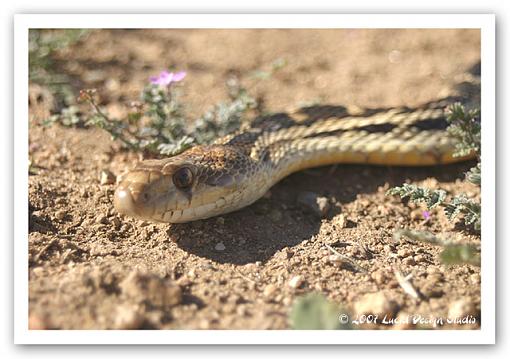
[14,14,495,345]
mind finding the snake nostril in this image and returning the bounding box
[142,192,151,202]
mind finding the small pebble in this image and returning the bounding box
[354,292,400,319]
[288,275,304,289]
[297,191,330,218]
[120,270,182,308]
[397,248,412,258]
[402,257,416,266]
[215,242,226,251]
[337,214,347,228]
[388,49,402,63]
[371,270,386,285]
[80,188,89,198]
[279,248,293,260]
[448,298,477,320]
[96,214,109,225]
[54,209,67,221]
[263,284,278,299]
[114,304,144,329]
[470,273,481,285]
[282,297,293,306]
[99,169,116,185]
[427,272,444,284]
[111,217,121,230]
[198,319,212,329]
[29,314,48,330]
[421,285,444,298]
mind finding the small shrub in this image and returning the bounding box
[289,293,351,330]
[387,102,482,266]
[387,102,481,231]
[77,71,258,156]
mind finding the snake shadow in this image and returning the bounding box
[168,160,476,265]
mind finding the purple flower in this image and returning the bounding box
[422,210,431,221]
[149,70,187,86]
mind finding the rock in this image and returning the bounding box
[402,257,416,266]
[111,216,121,230]
[114,304,144,329]
[215,242,226,251]
[397,248,412,258]
[96,214,109,225]
[288,275,304,289]
[470,273,481,285]
[236,305,249,316]
[263,284,278,299]
[120,270,182,308]
[278,248,293,260]
[29,313,49,330]
[370,270,387,285]
[337,214,347,228]
[54,209,67,221]
[448,298,478,320]
[354,292,400,319]
[328,254,346,266]
[99,169,116,185]
[297,191,330,218]
[421,285,444,299]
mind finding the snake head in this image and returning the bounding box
[113,145,258,223]
[113,158,196,222]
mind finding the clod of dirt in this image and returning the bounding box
[263,284,278,300]
[99,169,116,185]
[297,191,330,218]
[448,298,478,320]
[336,214,347,228]
[288,275,305,289]
[114,304,145,329]
[29,313,50,330]
[354,292,400,319]
[119,270,182,308]
[215,242,226,251]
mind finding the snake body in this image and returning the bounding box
[114,98,476,223]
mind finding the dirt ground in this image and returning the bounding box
[28,29,481,330]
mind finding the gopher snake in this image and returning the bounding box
[114,97,476,223]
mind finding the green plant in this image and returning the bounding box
[387,102,481,267]
[78,71,258,156]
[393,229,480,267]
[42,55,286,156]
[289,293,351,330]
[387,102,481,231]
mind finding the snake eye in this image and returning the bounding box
[172,167,193,190]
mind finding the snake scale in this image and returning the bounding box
[114,95,477,223]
